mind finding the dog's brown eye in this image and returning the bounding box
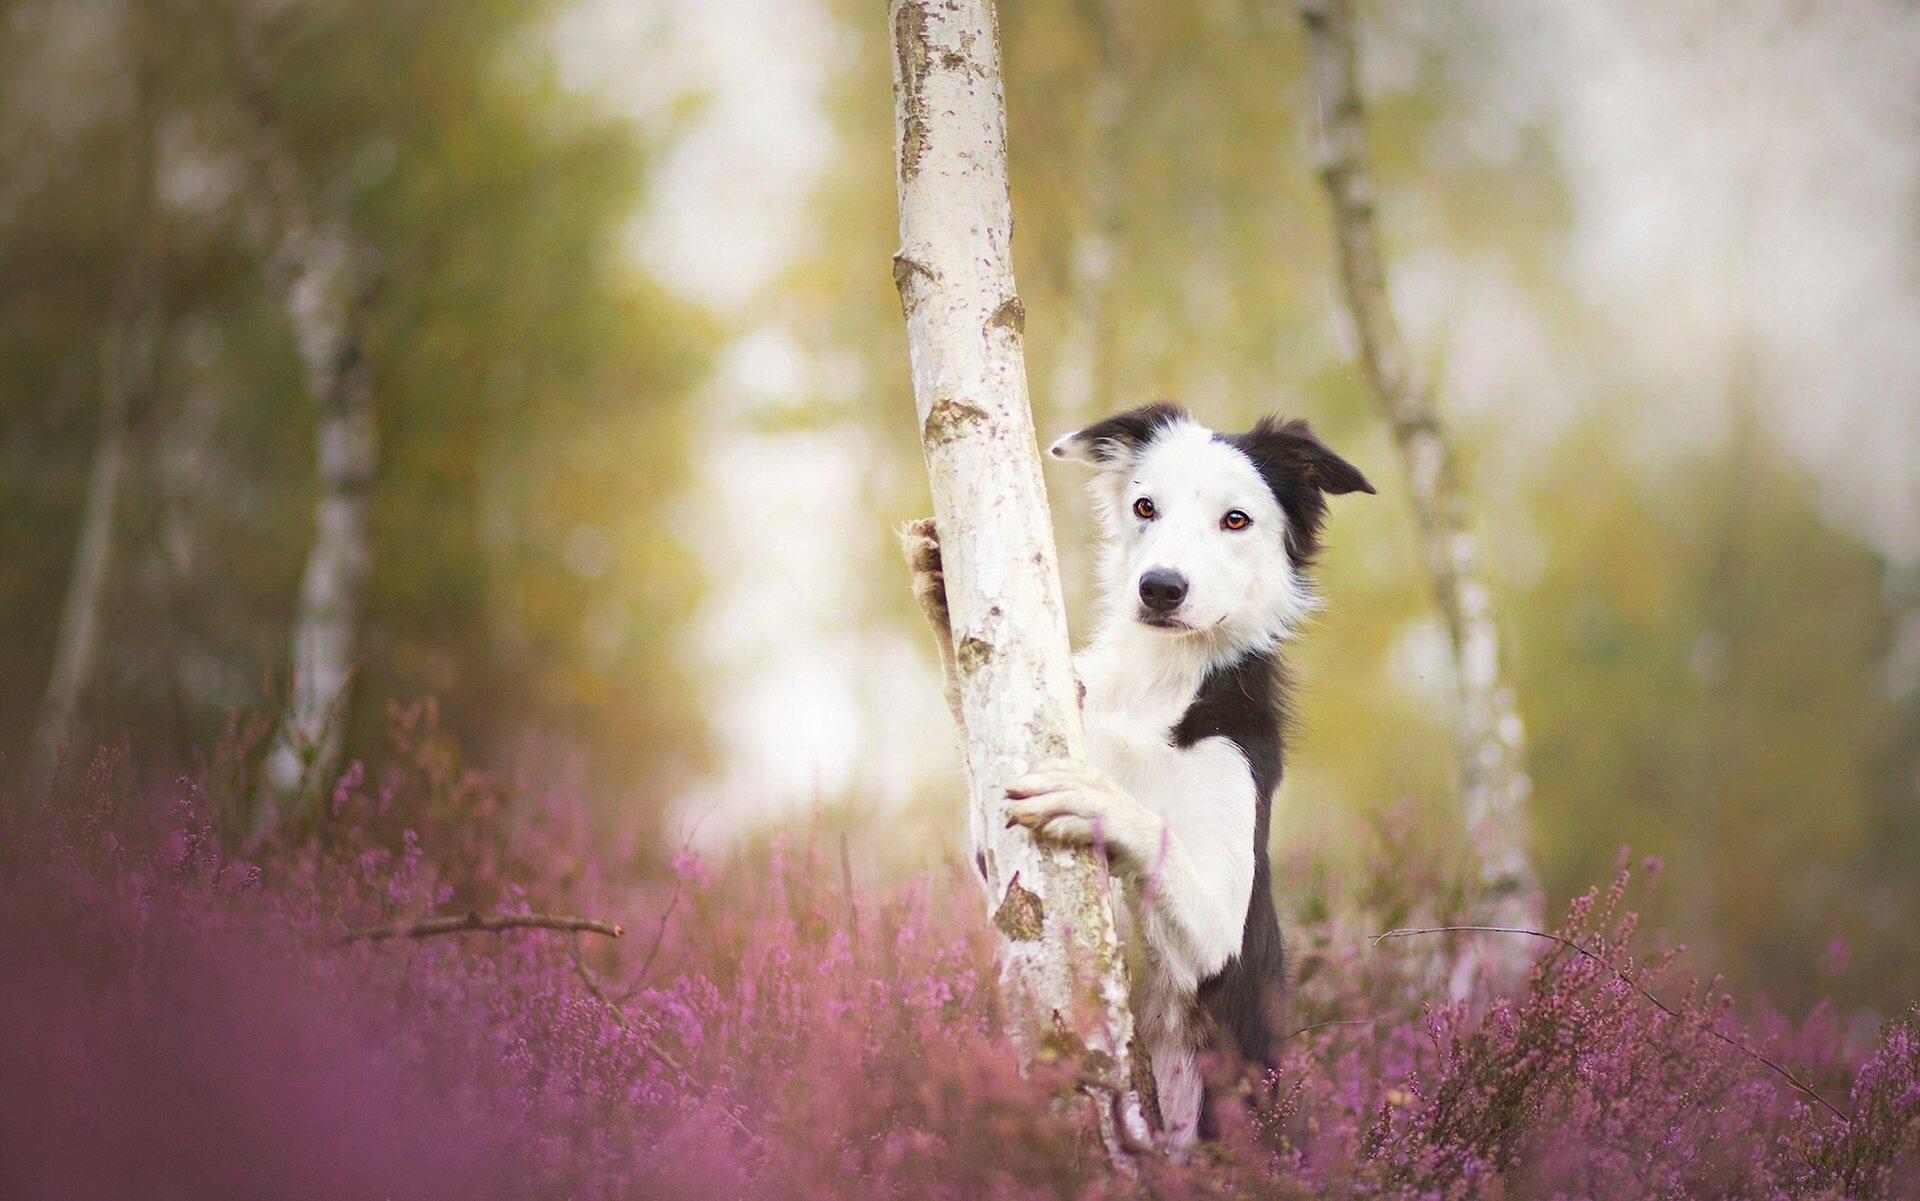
[1222,509,1251,531]
[1133,497,1156,520]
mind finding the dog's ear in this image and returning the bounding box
[1238,417,1374,496]
[1230,416,1374,560]
[1048,402,1190,469]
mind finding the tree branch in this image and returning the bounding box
[1372,925,1851,1123]
[336,911,624,945]
[564,935,758,1143]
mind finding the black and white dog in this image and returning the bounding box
[908,403,1372,1148]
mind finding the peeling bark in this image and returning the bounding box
[1299,0,1542,991]
[887,0,1145,1147]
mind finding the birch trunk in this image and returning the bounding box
[236,76,378,831]
[31,16,162,792]
[255,224,375,833]
[1299,0,1542,989]
[888,0,1145,1144]
[32,331,146,790]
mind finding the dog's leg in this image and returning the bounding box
[1003,759,1248,985]
[899,517,964,728]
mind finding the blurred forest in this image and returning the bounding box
[4,0,1918,1014]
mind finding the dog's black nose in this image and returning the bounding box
[1138,568,1188,613]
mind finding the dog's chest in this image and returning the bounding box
[1076,650,1251,825]
[1082,702,1195,820]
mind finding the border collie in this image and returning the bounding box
[906,402,1372,1150]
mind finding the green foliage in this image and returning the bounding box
[0,0,710,815]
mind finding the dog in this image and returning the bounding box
[905,402,1372,1149]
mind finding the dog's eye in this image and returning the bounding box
[1132,497,1156,520]
[1222,509,1251,531]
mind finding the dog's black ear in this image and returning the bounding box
[1048,402,1190,468]
[1228,417,1374,561]
[1237,416,1375,496]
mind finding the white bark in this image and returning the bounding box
[32,14,162,792]
[32,329,146,790]
[1299,0,1542,990]
[888,0,1146,1142]
[239,90,377,832]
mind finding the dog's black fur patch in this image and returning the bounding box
[1175,415,1368,1136]
[1219,417,1374,563]
[1172,647,1289,1136]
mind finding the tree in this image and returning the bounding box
[230,30,379,832]
[1299,0,1542,990]
[887,0,1146,1145]
[30,2,164,792]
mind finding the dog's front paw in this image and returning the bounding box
[1003,759,1146,855]
[899,516,950,631]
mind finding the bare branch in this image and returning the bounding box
[337,911,624,945]
[1278,1015,1382,1047]
[1372,925,1850,1123]
[564,936,758,1143]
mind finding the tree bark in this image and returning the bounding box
[255,223,376,833]
[31,9,163,793]
[32,333,145,791]
[1299,0,1542,991]
[887,0,1145,1146]
[232,68,378,833]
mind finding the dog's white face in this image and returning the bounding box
[1051,404,1373,652]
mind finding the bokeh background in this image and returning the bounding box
[5,0,1918,1015]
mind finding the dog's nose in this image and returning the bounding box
[1138,568,1188,613]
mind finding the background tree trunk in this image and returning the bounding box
[234,59,379,833]
[256,248,375,832]
[31,7,163,793]
[1299,0,1542,992]
[887,0,1145,1146]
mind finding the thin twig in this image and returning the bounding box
[1371,925,1850,1122]
[617,798,723,1001]
[564,935,758,1143]
[617,880,682,1002]
[337,911,624,945]
[1279,1015,1382,1047]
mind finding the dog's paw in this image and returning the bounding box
[899,516,949,628]
[1003,760,1142,852]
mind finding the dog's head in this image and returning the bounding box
[1050,403,1373,645]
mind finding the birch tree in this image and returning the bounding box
[888,0,1147,1143]
[233,59,378,833]
[31,8,163,792]
[1299,0,1542,989]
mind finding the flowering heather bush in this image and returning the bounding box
[3,724,1917,1199]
